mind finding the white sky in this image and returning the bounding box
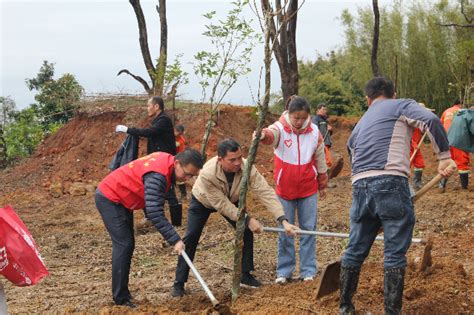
[1,0,392,109]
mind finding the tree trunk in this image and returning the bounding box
[371,0,380,77]
[231,1,273,302]
[0,127,7,169]
[200,109,216,161]
[262,0,299,106]
[129,0,156,92]
[155,0,167,96]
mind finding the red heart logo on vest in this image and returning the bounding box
[284,139,292,148]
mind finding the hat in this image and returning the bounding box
[418,102,435,112]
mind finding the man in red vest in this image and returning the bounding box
[95,149,203,307]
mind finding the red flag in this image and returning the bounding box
[0,205,48,286]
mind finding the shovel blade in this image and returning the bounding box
[315,260,341,299]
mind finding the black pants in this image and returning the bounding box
[95,190,134,304]
[175,195,254,284]
[165,185,180,207]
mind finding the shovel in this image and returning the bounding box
[314,161,456,299]
[181,251,231,314]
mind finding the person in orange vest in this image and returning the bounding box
[174,125,187,199]
[440,100,470,190]
[95,149,203,307]
[410,103,436,190]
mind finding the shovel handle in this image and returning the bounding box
[263,227,425,244]
[413,161,457,202]
[409,131,428,163]
[181,251,220,307]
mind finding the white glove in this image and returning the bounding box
[115,125,128,133]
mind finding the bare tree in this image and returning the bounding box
[371,0,380,77]
[439,0,474,28]
[261,0,303,104]
[118,0,168,96]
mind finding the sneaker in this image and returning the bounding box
[170,282,185,297]
[240,272,262,288]
[275,277,288,284]
[302,276,314,282]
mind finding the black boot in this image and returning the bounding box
[384,267,405,315]
[460,173,469,189]
[169,204,182,227]
[339,264,360,315]
[438,178,448,193]
[413,170,423,190]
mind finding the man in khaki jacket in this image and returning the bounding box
[171,138,298,297]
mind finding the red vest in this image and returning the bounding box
[98,152,175,210]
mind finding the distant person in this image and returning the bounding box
[439,100,471,190]
[339,77,454,315]
[312,103,333,169]
[259,96,328,283]
[115,96,182,225]
[95,149,203,307]
[410,103,436,190]
[171,139,298,297]
[115,96,176,155]
[174,125,187,199]
[312,103,344,185]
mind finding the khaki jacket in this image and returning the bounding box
[192,156,284,221]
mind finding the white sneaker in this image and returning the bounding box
[275,277,287,284]
[303,276,314,281]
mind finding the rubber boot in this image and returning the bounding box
[460,173,469,189]
[384,267,405,315]
[339,264,360,315]
[413,170,423,190]
[169,204,182,227]
[438,178,448,193]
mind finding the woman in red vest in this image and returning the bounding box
[95,149,203,307]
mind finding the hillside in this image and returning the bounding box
[0,100,472,314]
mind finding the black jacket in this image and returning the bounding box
[143,172,180,245]
[312,114,332,147]
[108,134,139,171]
[127,111,177,155]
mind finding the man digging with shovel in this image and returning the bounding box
[339,77,455,315]
[171,139,298,297]
[95,149,203,307]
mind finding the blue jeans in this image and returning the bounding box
[277,193,318,278]
[342,175,415,269]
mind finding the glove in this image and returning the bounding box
[115,125,128,133]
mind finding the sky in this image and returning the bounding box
[1,0,392,109]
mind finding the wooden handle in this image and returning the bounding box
[413,161,456,202]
